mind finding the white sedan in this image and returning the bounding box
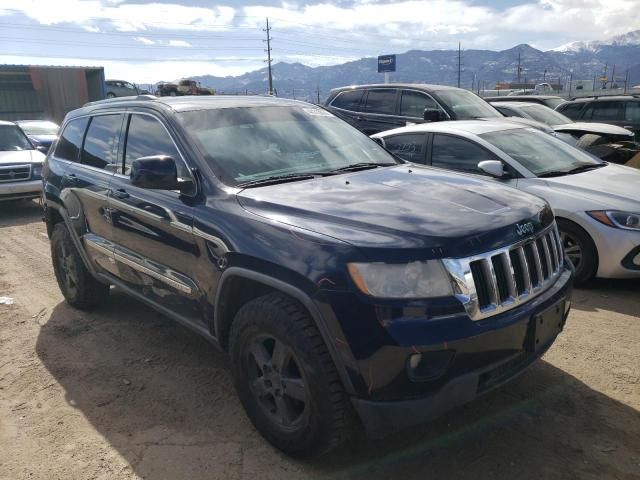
[0,121,46,201]
[372,120,640,284]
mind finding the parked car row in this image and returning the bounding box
[11,84,639,459]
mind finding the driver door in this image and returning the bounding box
[107,112,203,323]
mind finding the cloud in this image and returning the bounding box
[135,36,155,45]
[168,39,191,47]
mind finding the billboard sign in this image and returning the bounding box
[377,55,396,73]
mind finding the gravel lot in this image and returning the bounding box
[0,199,639,480]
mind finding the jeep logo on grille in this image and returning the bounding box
[516,222,534,236]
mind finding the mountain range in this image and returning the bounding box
[173,30,640,101]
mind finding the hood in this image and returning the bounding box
[541,163,640,208]
[553,122,635,139]
[28,134,57,145]
[495,116,555,134]
[0,149,44,165]
[237,165,552,260]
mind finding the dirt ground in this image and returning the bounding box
[0,199,638,480]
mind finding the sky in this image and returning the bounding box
[0,0,639,84]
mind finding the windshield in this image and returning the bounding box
[0,125,33,151]
[177,106,397,185]
[480,128,601,176]
[17,121,59,136]
[520,104,573,126]
[435,90,502,119]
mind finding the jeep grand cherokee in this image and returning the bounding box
[42,95,573,457]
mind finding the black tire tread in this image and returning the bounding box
[50,223,109,310]
[229,292,353,457]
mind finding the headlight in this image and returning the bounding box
[347,261,453,298]
[31,164,43,179]
[587,211,640,231]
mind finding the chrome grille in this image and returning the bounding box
[443,223,565,321]
[0,164,31,183]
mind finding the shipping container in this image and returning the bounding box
[0,65,105,123]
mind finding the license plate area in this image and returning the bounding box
[525,299,565,353]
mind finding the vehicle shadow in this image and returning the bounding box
[36,294,640,480]
[0,198,42,228]
[572,279,640,317]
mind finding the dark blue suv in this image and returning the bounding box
[42,95,573,457]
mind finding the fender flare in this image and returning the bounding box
[214,267,356,395]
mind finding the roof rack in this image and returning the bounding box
[83,94,157,107]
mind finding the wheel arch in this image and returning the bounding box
[214,267,356,395]
[555,215,600,277]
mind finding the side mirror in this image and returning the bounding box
[423,109,446,122]
[131,155,179,190]
[478,160,506,178]
[36,145,49,154]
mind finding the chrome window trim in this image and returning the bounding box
[443,222,564,321]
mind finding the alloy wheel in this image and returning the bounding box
[560,231,582,270]
[246,334,309,430]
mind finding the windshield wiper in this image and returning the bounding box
[236,173,326,188]
[538,163,606,178]
[565,163,606,174]
[329,162,397,173]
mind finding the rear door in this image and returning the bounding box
[360,88,402,134]
[623,101,640,139]
[57,113,123,277]
[107,111,203,323]
[382,133,428,164]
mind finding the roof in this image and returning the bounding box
[80,94,312,114]
[489,101,542,108]
[484,95,563,101]
[566,95,640,103]
[330,83,464,93]
[0,120,17,126]
[373,119,527,137]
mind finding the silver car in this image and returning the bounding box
[373,120,640,284]
[0,121,46,201]
[105,79,139,98]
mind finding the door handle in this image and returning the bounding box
[112,189,130,200]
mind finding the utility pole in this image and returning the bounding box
[263,18,274,95]
[611,63,616,88]
[457,42,461,88]
[543,69,547,82]
[316,86,320,104]
[517,49,521,84]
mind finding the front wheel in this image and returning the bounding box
[51,223,110,309]
[229,293,353,457]
[557,219,598,285]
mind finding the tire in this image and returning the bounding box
[106,92,116,98]
[229,292,352,457]
[50,223,110,309]
[557,219,598,286]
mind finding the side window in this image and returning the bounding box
[624,102,640,122]
[331,90,364,112]
[53,117,89,162]
[431,134,495,174]
[363,89,397,115]
[124,114,189,179]
[81,114,122,171]
[588,102,622,121]
[399,90,440,118]
[384,134,426,163]
[557,102,584,120]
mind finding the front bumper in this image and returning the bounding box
[348,267,573,433]
[0,179,42,201]
[578,214,640,278]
